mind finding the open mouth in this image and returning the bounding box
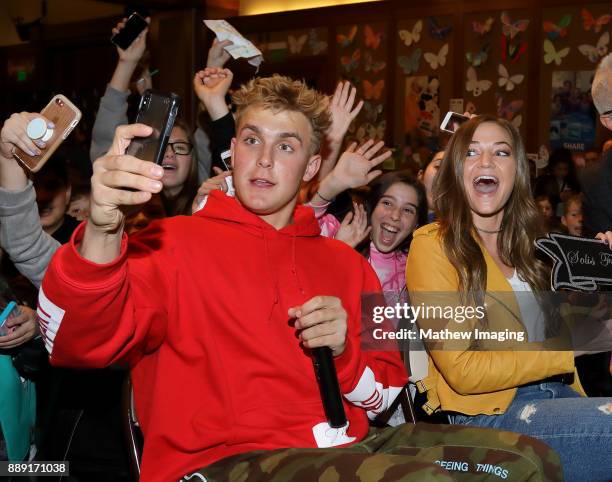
[161,163,177,171]
[379,223,400,246]
[473,175,499,194]
[250,178,275,188]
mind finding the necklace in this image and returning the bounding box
[475,226,503,234]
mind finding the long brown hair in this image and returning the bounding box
[433,115,549,301]
[162,119,199,216]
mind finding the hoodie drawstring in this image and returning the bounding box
[263,231,280,322]
[292,235,305,296]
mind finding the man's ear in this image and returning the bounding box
[600,115,612,131]
[230,137,236,170]
[561,215,568,227]
[303,154,321,183]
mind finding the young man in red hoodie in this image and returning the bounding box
[36,76,562,482]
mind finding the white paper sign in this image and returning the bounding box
[204,19,263,68]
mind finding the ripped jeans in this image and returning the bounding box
[451,382,612,482]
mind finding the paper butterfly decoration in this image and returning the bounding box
[495,93,523,128]
[363,79,385,100]
[473,17,494,36]
[363,101,383,122]
[398,49,422,75]
[543,14,572,41]
[578,31,610,64]
[424,43,448,70]
[466,66,492,97]
[581,8,611,33]
[288,34,307,54]
[399,20,423,47]
[466,42,491,67]
[501,11,530,39]
[364,51,386,74]
[501,35,527,63]
[341,49,361,72]
[428,17,452,41]
[543,39,570,65]
[497,64,524,91]
[337,25,358,48]
[364,25,383,50]
[308,29,327,55]
[356,121,386,142]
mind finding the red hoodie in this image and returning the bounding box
[38,191,408,482]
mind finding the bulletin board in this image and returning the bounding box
[539,3,611,152]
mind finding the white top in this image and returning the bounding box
[506,270,546,342]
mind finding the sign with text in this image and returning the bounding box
[536,233,612,291]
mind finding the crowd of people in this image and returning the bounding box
[0,14,611,482]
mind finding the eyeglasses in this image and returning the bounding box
[167,141,193,155]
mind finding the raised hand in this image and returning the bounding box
[193,67,233,121]
[113,16,150,63]
[206,38,233,68]
[314,140,391,205]
[327,81,363,143]
[1,112,53,159]
[88,123,163,234]
[335,202,371,248]
[191,167,232,213]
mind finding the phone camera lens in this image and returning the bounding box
[55,98,65,107]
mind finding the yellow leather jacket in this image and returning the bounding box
[406,223,584,416]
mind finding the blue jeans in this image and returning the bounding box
[451,383,612,482]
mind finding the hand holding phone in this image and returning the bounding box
[440,111,469,134]
[9,96,81,172]
[111,13,149,52]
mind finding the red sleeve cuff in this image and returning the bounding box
[55,221,129,289]
[334,336,362,392]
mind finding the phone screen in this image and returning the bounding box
[127,91,180,165]
[111,13,148,50]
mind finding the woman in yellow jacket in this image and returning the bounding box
[406,115,612,482]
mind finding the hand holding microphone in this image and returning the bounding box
[289,296,348,428]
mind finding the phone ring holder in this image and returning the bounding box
[26,118,54,142]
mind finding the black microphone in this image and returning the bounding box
[312,346,347,428]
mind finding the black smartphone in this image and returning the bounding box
[111,13,148,50]
[127,90,181,165]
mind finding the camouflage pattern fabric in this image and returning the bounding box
[180,423,563,481]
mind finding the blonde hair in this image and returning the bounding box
[232,75,331,154]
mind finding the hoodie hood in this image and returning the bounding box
[195,190,321,238]
[194,190,320,320]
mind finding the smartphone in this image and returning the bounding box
[0,301,19,336]
[440,111,469,134]
[111,13,148,50]
[13,95,82,173]
[127,90,181,165]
